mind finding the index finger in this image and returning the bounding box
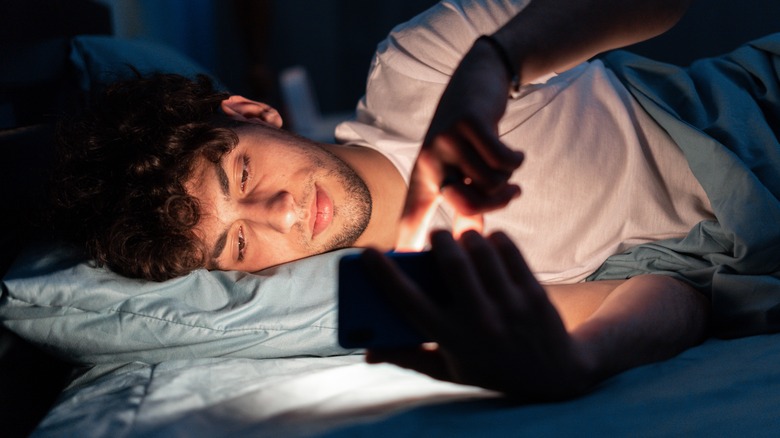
[459,119,524,174]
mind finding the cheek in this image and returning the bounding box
[258,161,317,190]
[249,232,308,269]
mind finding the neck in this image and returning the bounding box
[322,143,405,251]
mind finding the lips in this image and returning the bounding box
[311,186,333,238]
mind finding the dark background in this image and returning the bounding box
[103,0,780,115]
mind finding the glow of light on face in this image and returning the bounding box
[191,123,374,271]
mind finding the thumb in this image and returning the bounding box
[396,193,441,252]
[396,155,444,251]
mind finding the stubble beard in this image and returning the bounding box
[296,146,372,254]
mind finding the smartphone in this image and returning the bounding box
[337,251,447,349]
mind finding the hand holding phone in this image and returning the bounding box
[340,231,585,399]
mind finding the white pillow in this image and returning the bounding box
[0,244,359,364]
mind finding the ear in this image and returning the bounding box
[220,95,283,128]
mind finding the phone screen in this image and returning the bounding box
[337,251,446,349]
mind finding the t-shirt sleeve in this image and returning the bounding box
[335,0,531,180]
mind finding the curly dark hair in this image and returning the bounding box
[51,72,240,281]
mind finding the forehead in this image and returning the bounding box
[185,122,318,194]
[181,157,218,256]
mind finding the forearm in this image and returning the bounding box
[570,275,710,386]
[544,280,623,331]
[492,0,692,83]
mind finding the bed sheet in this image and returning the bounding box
[33,333,780,437]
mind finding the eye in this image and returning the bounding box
[240,155,251,192]
[237,226,247,261]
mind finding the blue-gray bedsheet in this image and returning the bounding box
[592,34,780,338]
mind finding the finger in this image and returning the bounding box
[459,119,525,173]
[427,119,524,176]
[428,231,500,329]
[489,232,547,304]
[488,232,569,347]
[459,230,523,306]
[431,134,514,190]
[452,212,483,238]
[441,181,521,216]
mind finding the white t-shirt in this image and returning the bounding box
[336,0,714,283]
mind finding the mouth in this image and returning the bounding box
[310,185,333,238]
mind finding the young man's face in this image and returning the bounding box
[186,123,372,272]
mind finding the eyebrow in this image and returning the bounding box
[210,160,232,263]
[215,160,230,199]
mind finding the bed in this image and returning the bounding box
[26,335,780,437]
[4,245,780,438]
[3,1,780,436]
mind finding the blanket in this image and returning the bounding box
[591,34,780,338]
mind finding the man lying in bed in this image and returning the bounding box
[50,0,780,400]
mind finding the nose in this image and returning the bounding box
[257,191,298,233]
